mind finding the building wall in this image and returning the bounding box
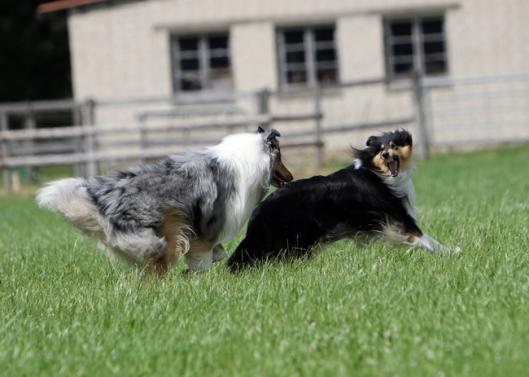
[231,22,277,92]
[67,0,529,151]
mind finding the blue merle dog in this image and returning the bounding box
[37,127,292,274]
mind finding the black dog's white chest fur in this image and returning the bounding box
[381,169,418,220]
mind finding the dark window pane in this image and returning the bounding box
[317,68,337,84]
[390,21,412,37]
[314,28,334,42]
[423,41,445,54]
[286,70,307,84]
[181,80,201,91]
[315,48,336,63]
[180,58,199,71]
[179,38,198,52]
[393,62,414,75]
[425,61,446,75]
[424,59,447,75]
[210,56,229,69]
[392,42,414,57]
[421,18,443,35]
[208,35,228,49]
[286,50,305,64]
[284,30,304,44]
[7,115,24,130]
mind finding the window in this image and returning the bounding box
[278,25,338,89]
[170,33,233,92]
[384,16,448,79]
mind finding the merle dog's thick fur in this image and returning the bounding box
[37,128,293,274]
[86,152,237,243]
[228,130,458,271]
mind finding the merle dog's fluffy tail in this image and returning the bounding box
[36,178,102,233]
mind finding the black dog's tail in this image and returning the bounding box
[227,238,257,272]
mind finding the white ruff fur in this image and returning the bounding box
[381,167,418,220]
[379,166,461,254]
[208,133,271,243]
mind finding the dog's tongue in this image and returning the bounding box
[388,160,399,177]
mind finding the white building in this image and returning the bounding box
[40,0,529,155]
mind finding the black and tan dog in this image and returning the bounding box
[227,129,460,270]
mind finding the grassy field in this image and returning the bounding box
[1,146,529,377]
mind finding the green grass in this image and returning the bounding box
[1,146,529,376]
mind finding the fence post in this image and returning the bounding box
[313,84,324,167]
[82,99,97,177]
[73,105,85,177]
[23,105,36,181]
[256,89,271,129]
[412,71,430,159]
[138,114,147,164]
[0,111,11,192]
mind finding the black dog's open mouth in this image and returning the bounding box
[387,157,400,177]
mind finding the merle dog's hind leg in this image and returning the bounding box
[212,244,227,263]
[147,212,192,275]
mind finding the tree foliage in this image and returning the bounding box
[0,1,71,101]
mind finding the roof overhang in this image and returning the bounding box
[37,0,110,14]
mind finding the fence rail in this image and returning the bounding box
[3,71,529,192]
[0,117,321,166]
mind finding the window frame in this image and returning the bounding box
[170,32,233,93]
[383,15,449,80]
[277,24,340,90]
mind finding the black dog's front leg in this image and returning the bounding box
[227,237,259,271]
[401,216,460,254]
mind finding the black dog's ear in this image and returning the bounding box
[257,125,265,134]
[396,129,413,146]
[405,131,413,145]
[366,136,378,147]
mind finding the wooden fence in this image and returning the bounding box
[0,75,429,192]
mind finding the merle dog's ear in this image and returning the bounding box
[263,128,281,149]
[366,136,378,147]
[257,125,265,134]
[266,128,281,140]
